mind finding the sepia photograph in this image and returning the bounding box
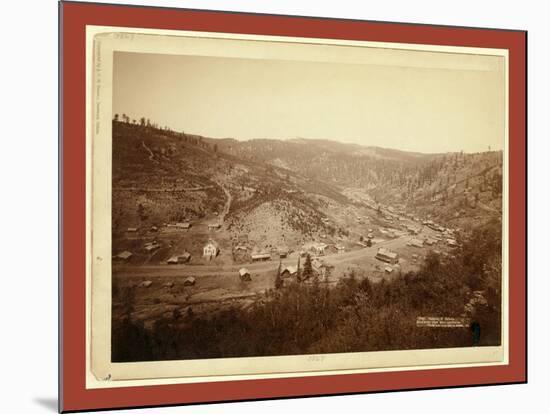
[88,29,508,382]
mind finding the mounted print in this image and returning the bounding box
[59,1,527,412]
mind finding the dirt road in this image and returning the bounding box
[113,233,420,279]
[217,182,232,225]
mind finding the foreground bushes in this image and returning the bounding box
[112,220,501,362]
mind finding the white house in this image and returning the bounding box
[203,240,219,259]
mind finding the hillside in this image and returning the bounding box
[111,121,353,251]
[212,135,503,229]
[112,120,502,252]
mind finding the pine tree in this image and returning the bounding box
[296,255,301,283]
[302,254,313,281]
[275,261,283,289]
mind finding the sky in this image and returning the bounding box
[113,50,505,154]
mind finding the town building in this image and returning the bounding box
[312,243,327,256]
[375,248,399,264]
[251,252,271,261]
[115,251,133,261]
[335,244,346,253]
[167,252,191,264]
[281,266,297,278]
[183,276,196,286]
[203,240,219,259]
[239,268,251,281]
[408,238,424,248]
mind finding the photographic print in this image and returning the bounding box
[59,3,526,411]
[87,27,509,384]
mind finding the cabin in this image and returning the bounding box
[150,225,158,232]
[203,240,219,259]
[175,222,191,229]
[446,239,458,247]
[335,244,346,254]
[312,243,327,256]
[144,241,161,252]
[208,223,221,230]
[167,252,191,264]
[312,259,332,277]
[278,247,289,259]
[166,256,179,264]
[239,268,251,282]
[281,266,297,278]
[126,227,139,233]
[408,238,424,248]
[251,252,271,262]
[375,248,399,264]
[115,251,133,261]
[183,276,196,286]
[384,266,394,273]
[424,238,437,246]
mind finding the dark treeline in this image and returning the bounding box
[112,220,502,362]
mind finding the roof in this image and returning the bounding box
[204,239,219,248]
[282,265,297,275]
[409,238,424,247]
[239,268,250,276]
[117,251,133,259]
[208,223,221,227]
[384,266,394,273]
[175,222,190,228]
[251,253,271,259]
[312,259,327,270]
[376,248,398,259]
[184,276,196,284]
[144,242,161,251]
[167,256,179,263]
